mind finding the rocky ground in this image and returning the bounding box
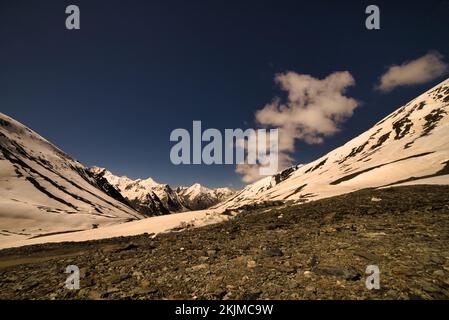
[1,185,449,300]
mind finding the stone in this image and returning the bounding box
[433,270,445,277]
[189,264,209,272]
[207,250,217,257]
[247,260,257,268]
[315,266,361,281]
[265,248,283,257]
[303,271,313,278]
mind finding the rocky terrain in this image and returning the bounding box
[0,185,448,300]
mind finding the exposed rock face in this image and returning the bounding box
[89,167,171,216]
[86,169,135,210]
[177,184,235,210]
[89,168,236,214]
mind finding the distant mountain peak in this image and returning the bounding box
[88,169,237,214]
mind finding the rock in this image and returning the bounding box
[241,291,262,300]
[264,248,283,257]
[303,271,313,278]
[422,282,440,293]
[306,255,319,267]
[353,250,380,262]
[107,287,120,294]
[207,250,217,257]
[431,256,444,264]
[323,212,336,223]
[305,285,315,292]
[140,279,151,288]
[223,292,234,300]
[315,266,362,281]
[247,260,257,268]
[132,286,159,295]
[433,270,445,277]
[87,290,102,300]
[114,243,139,252]
[189,264,209,272]
[105,273,130,284]
[287,279,299,289]
[364,231,386,238]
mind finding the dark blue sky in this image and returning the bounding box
[1,0,448,188]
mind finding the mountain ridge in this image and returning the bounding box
[0,112,145,240]
[89,167,236,214]
[218,77,449,209]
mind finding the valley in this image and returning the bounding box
[1,78,449,300]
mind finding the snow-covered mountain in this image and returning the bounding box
[177,183,235,210]
[89,167,185,215]
[89,168,236,213]
[220,78,449,209]
[0,113,144,240]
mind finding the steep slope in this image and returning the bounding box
[0,113,144,241]
[221,78,449,209]
[177,183,235,210]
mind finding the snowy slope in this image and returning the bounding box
[221,78,449,209]
[0,207,230,250]
[0,113,144,242]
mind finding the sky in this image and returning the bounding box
[1,0,449,188]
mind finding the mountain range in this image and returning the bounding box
[0,77,448,247]
[89,167,235,214]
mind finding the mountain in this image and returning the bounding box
[89,167,184,215]
[0,112,144,240]
[177,183,235,210]
[90,168,236,213]
[220,78,449,209]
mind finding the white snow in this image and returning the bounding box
[219,78,449,209]
[0,208,229,250]
[0,112,144,244]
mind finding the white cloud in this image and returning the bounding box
[236,71,359,183]
[376,52,449,92]
[235,164,263,184]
